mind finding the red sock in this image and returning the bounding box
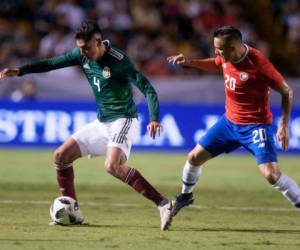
[125,168,164,206]
[55,163,77,201]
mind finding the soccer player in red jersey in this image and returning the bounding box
[167,26,299,219]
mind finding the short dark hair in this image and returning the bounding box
[213,26,242,42]
[75,21,102,41]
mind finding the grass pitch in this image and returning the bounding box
[0,150,300,250]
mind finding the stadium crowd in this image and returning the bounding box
[2,0,298,77]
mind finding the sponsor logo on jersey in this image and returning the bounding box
[240,72,249,81]
[83,63,90,70]
[102,67,111,79]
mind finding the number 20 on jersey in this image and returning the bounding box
[225,74,236,90]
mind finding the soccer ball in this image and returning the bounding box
[49,196,84,225]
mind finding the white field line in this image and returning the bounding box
[0,199,299,212]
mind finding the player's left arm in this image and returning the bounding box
[260,57,293,151]
[272,80,293,151]
[125,64,162,139]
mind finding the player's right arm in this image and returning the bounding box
[0,48,80,80]
[256,52,293,151]
[274,80,293,151]
[167,54,220,72]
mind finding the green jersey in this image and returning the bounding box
[18,41,159,122]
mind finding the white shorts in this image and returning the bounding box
[71,118,138,160]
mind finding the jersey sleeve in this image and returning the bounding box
[214,55,223,66]
[255,52,284,89]
[18,48,81,76]
[124,58,159,121]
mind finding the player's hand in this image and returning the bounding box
[147,121,163,139]
[0,68,20,80]
[276,124,289,151]
[167,54,187,65]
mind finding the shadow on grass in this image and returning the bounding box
[78,223,158,229]
[46,222,158,229]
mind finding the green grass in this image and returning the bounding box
[0,150,300,250]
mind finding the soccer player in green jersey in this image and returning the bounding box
[0,21,173,230]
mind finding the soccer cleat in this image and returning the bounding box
[158,199,174,230]
[172,193,194,216]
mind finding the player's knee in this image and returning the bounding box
[263,167,281,185]
[187,145,211,166]
[53,148,71,165]
[104,161,119,176]
[187,151,203,166]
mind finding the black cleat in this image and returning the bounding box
[172,193,194,216]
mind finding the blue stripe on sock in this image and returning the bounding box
[182,180,196,186]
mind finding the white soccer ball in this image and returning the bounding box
[50,196,84,225]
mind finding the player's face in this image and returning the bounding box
[76,36,105,61]
[214,37,235,62]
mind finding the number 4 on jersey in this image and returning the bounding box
[93,77,101,92]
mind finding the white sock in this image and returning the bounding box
[273,174,300,207]
[181,161,203,193]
